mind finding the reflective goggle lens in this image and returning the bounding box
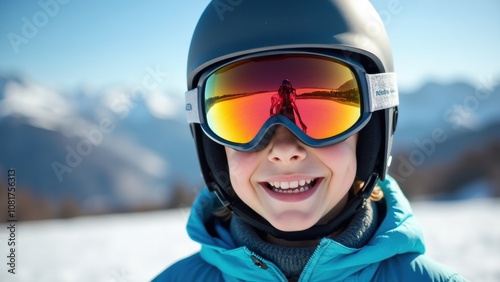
[204,54,361,144]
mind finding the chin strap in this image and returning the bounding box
[213,172,380,241]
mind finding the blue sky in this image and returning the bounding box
[0,0,499,94]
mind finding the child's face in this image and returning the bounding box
[225,126,357,232]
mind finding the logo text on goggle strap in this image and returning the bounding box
[375,88,397,96]
[185,88,201,123]
[367,73,399,112]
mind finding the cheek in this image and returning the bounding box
[226,149,256,178]
[317,139,357,180]
[225,148,261,192]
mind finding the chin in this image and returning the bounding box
[268,212,319,232]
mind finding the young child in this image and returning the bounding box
[154,1,468,281]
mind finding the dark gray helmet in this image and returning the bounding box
[186,0,398,240]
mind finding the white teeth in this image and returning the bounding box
[267,178,316,193]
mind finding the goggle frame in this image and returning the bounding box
[186,50,398,151]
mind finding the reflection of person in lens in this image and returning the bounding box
[270,79,307,132]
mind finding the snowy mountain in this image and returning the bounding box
[396,81,500,149]
[0,75,203,220]
[0,75,499,219]
[392,80,500,199]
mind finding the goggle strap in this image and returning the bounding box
[186,88,200,123]
[366,72,399,112]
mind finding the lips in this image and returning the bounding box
[266,178,318,194]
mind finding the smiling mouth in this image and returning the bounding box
[265,178,319,194]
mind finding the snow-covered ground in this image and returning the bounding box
[1,199,499,282]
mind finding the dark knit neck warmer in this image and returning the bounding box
[229,200,379,280]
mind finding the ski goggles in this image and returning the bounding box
[186,52,398,151]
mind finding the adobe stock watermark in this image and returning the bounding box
[374,0,411,29]
[393,75,498,183]
[443,75,497,130]
[212,0,243,21]
[107,266,135,282]
[7,0,71,54]
[341,0,412,63]
[51,65,169,182]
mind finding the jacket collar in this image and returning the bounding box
[185,176,425,280]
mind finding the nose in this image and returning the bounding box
[267,126,306,164]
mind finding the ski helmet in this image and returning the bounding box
[186,0,398,240]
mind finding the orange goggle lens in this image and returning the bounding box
[204,54,361,144]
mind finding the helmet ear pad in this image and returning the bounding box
[198,110,383,198]
[355,111,383,182]
[199,129,233,196]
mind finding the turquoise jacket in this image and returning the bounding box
[154,176,468,281]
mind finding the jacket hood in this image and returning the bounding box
[185,176,425,281]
